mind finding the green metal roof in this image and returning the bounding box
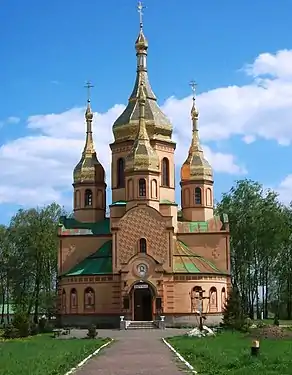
[65,240,113,276]
[173,240,223,274]
[59,216,110,235]
[160,199,178,205]
[110,201,127,206]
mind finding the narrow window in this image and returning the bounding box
[117,158,125,188]
[139,178,146,197]
[162,158,170,187]
[194,187,202,205]
[70,288,77,309]
[127,179,133,200]
[139,238,147,253]
[84,287,95,309]
[85,189,93,206]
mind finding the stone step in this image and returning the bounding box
[127,321,157,330]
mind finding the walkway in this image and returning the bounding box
[73,329,189,375]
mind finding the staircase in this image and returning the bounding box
[126,321,158,330]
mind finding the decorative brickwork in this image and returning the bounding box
[118,207,168,264]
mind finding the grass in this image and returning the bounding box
[168,331,292,375]
[0,334,109,375]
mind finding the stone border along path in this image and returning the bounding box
[66,328,194,375]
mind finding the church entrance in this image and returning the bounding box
[133,284,153,321]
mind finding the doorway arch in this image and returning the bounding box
[131,282,155,321]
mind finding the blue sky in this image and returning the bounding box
[1,0,292,224]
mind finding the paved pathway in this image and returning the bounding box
[73,329,190,375]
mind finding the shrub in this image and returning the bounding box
[12,312,30,337]
[273,314,280,326]
[222,286,247,331]
[87,324,97,339]
[30,322,39,336]
[38,317,54,333]
[256,321,266,328]
[3,324,20,339]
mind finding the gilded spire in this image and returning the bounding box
[73,82,105,184]
[180,82,213,182]
[125,80,159,172]
[83,81,95,155]
[136,1,148,56]
[112,1,173,143]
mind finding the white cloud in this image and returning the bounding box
[6,116,20,124]
[275,175,292,204]
[1,48,292,207]
[242,135,256,144]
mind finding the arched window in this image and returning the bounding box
[162,158,170,187]
[139,178,146,197]
[117,158,125,188]
[85,189,93,206]
[209,287,218,312]
[139,238,147,253]
[194,187,202,205]
[75,190,80,208]
[221,288,226,310]
[70,288,77,310]
[62,289,66,313]
[127,179,133,200]
[190,286,203,313]
[84,287,95,310]
[151,179,158,198]
[184,188,190,207]
[206,188,212,206]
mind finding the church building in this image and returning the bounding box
[57,5,231,328]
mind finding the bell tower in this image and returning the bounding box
[110,1,176,207]
[180,82,214,221]
[73,82,106,223]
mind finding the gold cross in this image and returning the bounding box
[137,1,145,29]
[189,80,197,98]
[84,81,94,103]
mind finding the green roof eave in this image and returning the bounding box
[160,199,178,206]
[173,240,225,274]
[64,240,113,276]
[110,201,127,206]
[59,216,111,235]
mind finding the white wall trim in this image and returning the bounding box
[64,338,113,375]
[162,338,197,374]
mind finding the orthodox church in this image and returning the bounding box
[57,5,230,328]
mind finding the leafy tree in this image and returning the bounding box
[8,203,65,322]
[216,179,288,319]
[223,286,246,330]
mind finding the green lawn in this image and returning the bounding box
[0,334,109,375]
[168,331,292,375]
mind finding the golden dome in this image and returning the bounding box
[125,82,159,173]
[135,29,148,52]
[112,26,173,144]
[73,101,105,184]
[181,97,213,182]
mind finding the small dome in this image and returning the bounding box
[135,29,148,52]
[180,98,213,182]
[85,103,93,121]
[73,153,105,184]
[181,154,213,182]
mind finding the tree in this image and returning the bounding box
[223,286,246,330]
[216,179,287,319]
[8,203,65,322]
